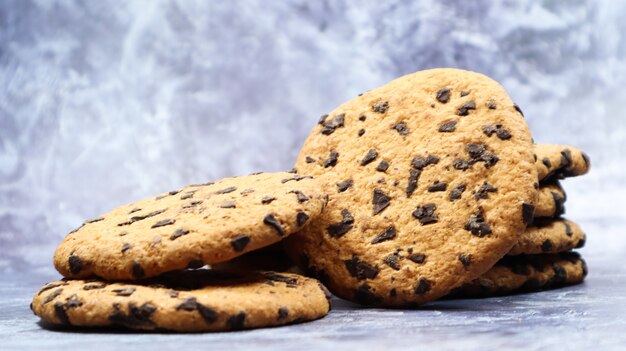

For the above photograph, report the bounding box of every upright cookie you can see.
[534,144,590,182]
[509,218,585,255]
[286,68,537,306]
[54,172,327,280]
[447,252,587,298]
[534,182,566,218]
[31,270,330,332]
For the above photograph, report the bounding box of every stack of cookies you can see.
[31,68,590,331]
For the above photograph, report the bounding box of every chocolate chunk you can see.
[414,277,432,295]
[119,209,167,226]
[121,243,132,254]
[43,288,63,304]
[467,143,486,159]
[487,101,497,109]
[436,88,451,103]
[337,179,353,193]
[449,184,466,201]
[412,204,438,225]
[152,218,175,228]
[277,307,289,320]
[582,152,590,168]
[460,90,470,97]
[513,104,524,116]
[465,210,492,237]
[361,149,378,166]
[219,201,236,208]
[320,113,345,135]
[474,182,497,200]
[412,154,439,170]
[288,190,309,203]
[264,214,285,236]
[180,191,196,200]
[168,290,179,298]
[551,192,565,217]
[230,235,251,252]
[261,196,276,204]
[344,256,379,280]
[38,282,68,295]
[355,284,381,306]
[576,235,586,249]
[482,124,511,140]
[542,157,552,168]
[86,217,105,224]
[358,128,366,137]
[458,254,472,268]
[327,209,354,238]
[481,151,499,168]
[551,264,567,284]
[132,262,145,279]
[227,312,246,330]
[68,255,83,275]
[564,222,573,236]
[266,273,298,285]
[372,189,391,215]
[391,121,409,135]
[176,297,199,311]
[109,302,157,327]
[456,101,476,116]
[323,151,339,168]
[170,228,190,240]
[318,114,329,125]
[376,160,389,172]
[280,174,313,183]
[407,253,426,264]
[83,283,106,290]
[305,156,315,164]
[65,294,82,308]
[541,239,553,252]
[372,101,389,113]
[406,169,420,197]
[54,302,70,324]
[452,159,471,170]
[215,186,237,195]
[428,181,447,192]
[197,304,218,324]
[371,226,397,244]
[296,211,309,226]
[383,254,401,270]
[521,203,535,225]
[359,115,366,121]
[438,120,457,132]
[182,200,203,209]
[112,287,136,297]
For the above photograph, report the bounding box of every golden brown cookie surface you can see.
[54,172,327,280]
[448,252,587,298]
[31,270,330,332]
[286,68,537,307]
[509,218,585,255]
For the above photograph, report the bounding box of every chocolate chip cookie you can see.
[509,218,585,255]
[534,144,590,182]
[286,68,537,306]
[54,172,327,280]
[31,270,330,332]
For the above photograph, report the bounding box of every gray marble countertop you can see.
[2,218,625,351]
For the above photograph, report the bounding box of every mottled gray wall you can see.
[1,0,624,272]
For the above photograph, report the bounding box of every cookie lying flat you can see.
[54,172,327,280]
[508,219,585,255]
[31,270,330,332]
[534,182,566,218]
[535,144,590,182]
[286,68,537,307]
[447,252,587,298]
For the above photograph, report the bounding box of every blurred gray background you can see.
[1,0,624,273]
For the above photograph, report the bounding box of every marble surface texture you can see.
[1,0,625,349]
